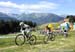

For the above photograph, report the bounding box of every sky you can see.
[0,0,75,15]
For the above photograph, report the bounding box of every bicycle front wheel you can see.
[43,35,49,44]
[15,34,25,46]
[49,34,55,41]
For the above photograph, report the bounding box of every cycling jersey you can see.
[19,22,30,35]
[47,24,53,31]
[60,22,70,31]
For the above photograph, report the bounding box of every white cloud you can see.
[0,1,18,8]
[0,8,12,13]
[0,1,58,13]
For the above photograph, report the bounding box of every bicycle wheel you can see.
[43,35,49,44]
[29,35,37,45]
[15,34,25,46]
[64,33,68,38]
[49,34,55,41]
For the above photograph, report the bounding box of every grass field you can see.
[0,23,75,52]
[0,31,75,52]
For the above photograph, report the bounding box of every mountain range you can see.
[0,12,64,24]
[18,13,64,24]
[0,12,17,21]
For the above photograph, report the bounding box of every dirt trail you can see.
[0,36,16,38]
[0,45,18,50]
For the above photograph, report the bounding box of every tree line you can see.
[0,20,37,34]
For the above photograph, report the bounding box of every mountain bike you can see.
[43,32,55,43]
[15,30,37,46]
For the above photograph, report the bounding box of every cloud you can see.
[0,1,18,9]
[0,1,58,13]
[0,8,12,13]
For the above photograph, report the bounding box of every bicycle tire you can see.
[15,34,25,46]
[49,33,55,41]
[29,35,37,45]
[43,35,49,44]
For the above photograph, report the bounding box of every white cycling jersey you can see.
[60,22,70,32]
[19,22,30,35]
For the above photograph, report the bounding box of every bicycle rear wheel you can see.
[15,34,25,46]
[29,35,37,45]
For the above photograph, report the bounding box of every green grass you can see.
[0,22,75,52]
[0,31,75,52]
[0,38,15,47]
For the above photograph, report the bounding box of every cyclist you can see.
[15,22,36,45]
[60,21,70,37]
[19,22,30,37]
[45,24,53,34]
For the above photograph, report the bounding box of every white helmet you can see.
[19,22,24,26]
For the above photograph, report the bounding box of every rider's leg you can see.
[25,29,31,38]
[21,30,25,35]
